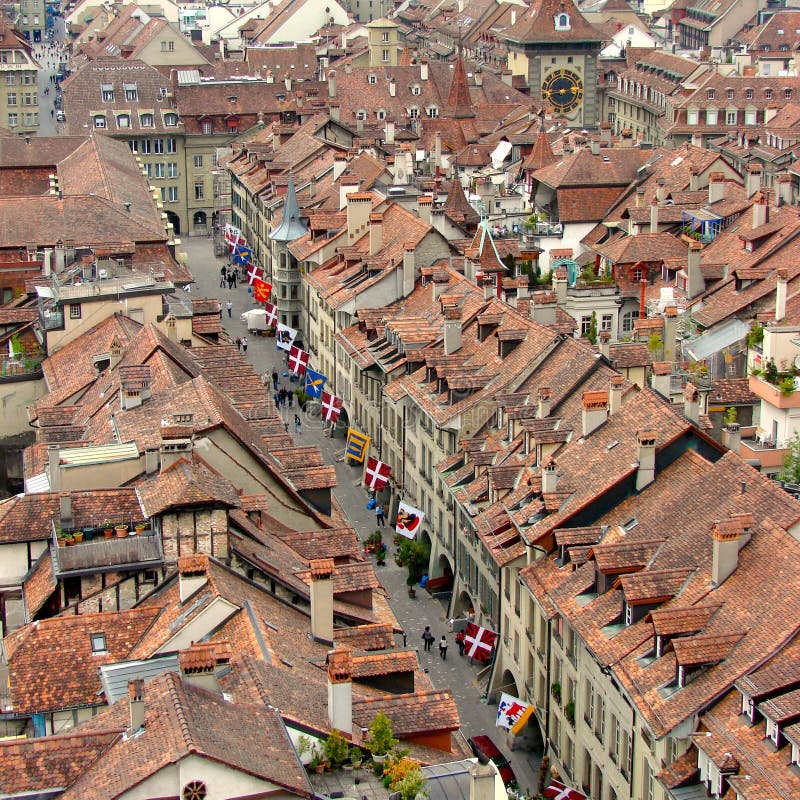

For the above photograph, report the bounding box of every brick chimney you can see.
[776,268,788,322]
[649,198,659,234]
[537,386,552,418]
[712,518,742,587]
[708,172,725,204]
[745,163,762,199]
[609,374,624,415]
[684,382,699,423]
[369,212,383,255]
[310,558,335,643]
[752,191,768,229]
[443,305,462,355]
[636,429,656,491]
[179,642,222,694]
[582,391,609,437]
[686,241,705,300]
[178,555,208,603]
[541,456,559,493]
[599,330,611,359]
[128,678,145,732]
[327,648,353,734]
[347,193,371,241]
[403,242,416,297]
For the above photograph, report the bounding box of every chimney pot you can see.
[310,558,335,643]
[581,391,609,437]
[129,678,145,732]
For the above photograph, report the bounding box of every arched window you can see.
[164,113,179,126]
[94,115,106,129]
[116,114,130,128]
[140,113,154,127]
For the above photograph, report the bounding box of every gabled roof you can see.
[502,0,602,45]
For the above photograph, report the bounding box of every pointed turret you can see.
[523,127,557,172]
[444,58,475,120]
[443,176,480,233]
[270,175,309,242]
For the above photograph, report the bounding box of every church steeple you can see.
[444,58,475,120]
[270,175,309,242]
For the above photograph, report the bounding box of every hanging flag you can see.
[464,622,497,663]
[345,428,370,463]
[321,391,343,422]
[275,323,297,351]
[224,223,241,244]
[305,368,326,398]
[395,500,424,539]
[543,780,587,800]
[231,243,253,266]
[496,693,531,730]
[253,277,273,305]
[247,263,264,285]
[288,346,309,375]
[364,456,391,491]
[263,302,278,328]
[511,705,535,735]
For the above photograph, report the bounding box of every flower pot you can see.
[72,531,84,543]
[103,528,113,539]
[134,524,146,534]
[314,764,325,774]
[115,526,128,538]
[64,537,74,546]
[372,753,386,765]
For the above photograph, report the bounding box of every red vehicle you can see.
[467,735,517,786]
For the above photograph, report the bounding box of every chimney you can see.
[686,242,705,299]
[109,338,123,371]
[178,555,208,603]
[537,387,552,418]
[776,268,788,322]
[47,445,61,492]
[541,456,559,493]
[635,187,645,208]
[443,305,462,354]
[600,122,612,145]
[689,166,700,192]
[708,171,725,204]
[636,429,656,491]
[683,382,699,423]
[609,374,624,415]
[369,212,383,255]
[59,491,73,528]
[42,248,52,277]
[346,192,371,241]
[530,293,558,326]
[284,75,292,93]
[385,120,395,145]
[552,268,568,305]
[420,58,429,81]
[418,195,433,224]
[54,240,66,271]
[403,242,416,297]
[144,447,159,475]
[655,178,666,204]
[328,69,336,99]
[327,648,352,734]
[431,270,448,300]
[581,391,609,437]
[722,420,741,453]
[433,131,442,174]
[474,69,483,87]
[712,519,741,587]
[129,679,145,732]
[179,642,221,694]
[649,198,659,234]
[589,139,600,156]
[752,192,768,229]
[745,163,762,199]
[329,102,340,122]
[333,153,347,182]
[469,757,496,800]
[310,558,335,643]
[599,330,611,359]
[389,77,396,97]
[776,173,793,207]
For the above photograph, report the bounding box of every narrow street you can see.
[180,236,542,796]
[33,13,67,137]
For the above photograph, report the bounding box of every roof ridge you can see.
[165,671,197,751]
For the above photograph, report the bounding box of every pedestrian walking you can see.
[241,336,248,354]
[226,300,232,318]
[231,270,237,288]
[272,370,279,391]
[235,337,242,353]
[439,635,448,660]
[274,391,280,408]
[375,503,385,527]
[287,391,293,408]
[422,626,434,652]
[294,413,301,434]
[455,630,466,656]
[220,265,227,288]
[279,388,286,407]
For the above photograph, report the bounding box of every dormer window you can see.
[554,12,570,31]
[426,106,439,117]
[140,112,154,127]
[707,88,715,100]
[376,109,386,120]
[726,88,734,100]
[356,109,367,120]
[101,84,114,102]
[124,83,137,101]
[411,84,421,96]
[94,115,106,128]
[368,73,377,85]
[116,113,130,128]
[780,43,790,52]
[765,88,773,99]
[785,88,793,100]
[90,633,107,653]
[164,112,179,126]
[745,88,754,99]
[409,106,419,118]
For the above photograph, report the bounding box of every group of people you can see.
[422,626,471,660]
[220,264,238,289]
[234,336,248,354]
[273,386,295,409]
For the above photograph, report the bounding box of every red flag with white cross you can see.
[263,302,278,328]
[288,346,309,376]
[543,780,587,800]
[247,263,264,285]
[364,456,391,491]
[321,391,343,422]
[464,622,497,663]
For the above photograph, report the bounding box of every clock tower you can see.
[503,0,601,128]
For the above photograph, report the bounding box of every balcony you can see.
[681,210,722,244]
[749,374,800,409]
[52,528,163,575]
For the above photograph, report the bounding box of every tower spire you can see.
[270,174,309,242]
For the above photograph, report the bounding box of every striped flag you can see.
[345,428,370,463]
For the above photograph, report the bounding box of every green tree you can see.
[585,311,598,345]
[780,433,800,483]
[647,332,663,359]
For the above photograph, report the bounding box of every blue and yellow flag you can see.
[305,368,326,399]
[345,428,370,463]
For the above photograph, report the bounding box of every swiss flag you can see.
[321,391,343,422]
[464,622,497,663]
[544,780,587,800]
[247,263,264,285]
[364,456,391,491]
[288,346,309,376]
[253,277,273,305]
[227,234,246,252]
[263,302,278,328]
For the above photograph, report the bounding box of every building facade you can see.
[0,24,40,134]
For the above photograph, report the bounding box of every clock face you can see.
[542,69,584,114]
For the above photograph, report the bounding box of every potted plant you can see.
[134,521,147,534]
[565,700,575,725]
[349,745,363,770]
[72,529,84,543]
[309,753,325,774]
[366,712,398,764]
[115,522,128,538]
[102,520,114,538]
[406,574,416,598]
[323,730,350,769]
[551,682,562,703]
[375,543,387,566]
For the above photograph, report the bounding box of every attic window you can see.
[182,782,207,800]
[726,88,734,100]
[164,113,179,126]
[623,517,639,532]
[124,83,138,101]
[101,83,114,101]
[554,12,570,31]
[90,633,107,653]
[140,113,154,127]
[411,84,421,96]
[368,73,377,85]
[228,95,238,103]
[376,109,386,120]
[116,113,130,128]
[785,88,793,100]
[765,89,773,99]
[745,88,754,99]
[356,110,367,120]
[706,89,715,100]
[94,115,106,129]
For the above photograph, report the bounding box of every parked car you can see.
[467,735,516,786]
[55,110,65,122]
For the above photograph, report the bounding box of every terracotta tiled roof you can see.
[502,0,601,44]
[274,527,363,562]
[353,689,460,737]
[351,650,417,678]
[334,622,396,651]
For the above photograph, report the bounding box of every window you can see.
[601,314,612,331]
[580,315,592,336]
[780,43,790,52]
[625,602,633,626]
[94,115,106,128]
[411,84,421,96]
[785,88,793,100]
[193,154,203,168]
[182,781,207,800]
[632,267,644,281]
[144,162,151,178]
[153,138,164,154]
[154,162,165,178]
[765,88,773,100]
[706,109,717,125]
[726,88,734,100]
[426,106,439,117]
[356,109,367,120]
[5,74,15,85]
[90,632,106,653]
[101,84,114,101]
[622,310,639,333]
[745,108,756,125]
[168,186,178,202]
[382,49,390,62]
[128,140,138,153]
[409,107,419,118]
[160,186,166,202]
[116,114,130,128]
[643,761,655,800]
[168,162,178,178]
[706,89,715,99]
[164,112,179,126]
[726,110,737,125]
[161,40,175,51]
[166,138,177,153]
[202,121,211,134]
[368,74,377,84]
[69,303,82,319]
[555,12,570,30]
[124,84,137,101]
[6,93,15,106]
[382,31,389,41]
[194,182,204,200]
[140,113,154,127]
[376,109,386,120]
[23,92,35,106]
[687,109,698,125]
[140,139,151,154]
[745,88,754,99]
